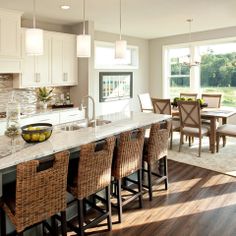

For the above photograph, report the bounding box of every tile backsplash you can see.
[0,74,70,114]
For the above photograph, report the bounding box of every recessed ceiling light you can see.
[61,5,70,10]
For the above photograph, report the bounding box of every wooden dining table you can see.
[172,107,236,153]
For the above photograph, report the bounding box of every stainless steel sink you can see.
[60,119,111,131]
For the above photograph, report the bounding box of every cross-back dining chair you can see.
[138,93,153,113]
[151,98,180,149]
[180,93,198,100]
[201,93,222,108]
[178,100,210,157]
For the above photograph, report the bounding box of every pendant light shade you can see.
[25,28,43,56]
[115,40,127,59]
[115,0,127,59]
[77,0,91,58]
[25,0,43,56]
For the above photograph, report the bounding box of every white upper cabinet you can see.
[0,9,22,58]
[16,29,51,88]
[51,32,77,86]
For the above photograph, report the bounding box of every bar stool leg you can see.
[0,206,6,236]
[117,179,123,223]
[77,199,84,236]
[147,163,152,201]
[137,169,143,208]
[105,185,112,231]
[164,156,168,190]
[60,211,67,236]
[51,215,58,236]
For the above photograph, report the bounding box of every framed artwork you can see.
[99,72,133,102]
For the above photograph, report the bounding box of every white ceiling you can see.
[1,0,236,39]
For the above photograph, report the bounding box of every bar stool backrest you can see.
[138,93,153,112]
[145,121,171,165]
[113,128,145,179]
[77,136,116,199]
[14,151,69,232]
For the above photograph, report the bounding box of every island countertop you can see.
[0,111,171,171]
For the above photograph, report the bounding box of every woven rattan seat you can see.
[143,121,171,201]
[67,136,115,236]
[151,98,180,149]
[0,151,70,236]
[112,128,145,223]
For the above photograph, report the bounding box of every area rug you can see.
[168,134,236,177]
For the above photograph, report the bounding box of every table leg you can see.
[0,172,2,198]
[210,117,216,153]
[222,117,227,147]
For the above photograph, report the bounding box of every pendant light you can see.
[25,0,44,56]
[181,19,200,67]
[115,0,127,59]
[77,0,91,57]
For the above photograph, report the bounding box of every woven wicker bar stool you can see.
[67,136,116,236]
[0,151,69,236]
[143,121,171,201]
[112,128,145,223]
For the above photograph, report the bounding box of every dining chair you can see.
[138,93,153,112]
[180,93,198,99]
[151,98,180,149]
[178,100,210,157]
[201,93,222,108]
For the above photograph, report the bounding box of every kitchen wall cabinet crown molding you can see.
[0,8,22,73]
[13,30,78,88]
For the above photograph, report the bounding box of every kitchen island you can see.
[0,111,171,197]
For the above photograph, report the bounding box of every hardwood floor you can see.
[67,160,236,236]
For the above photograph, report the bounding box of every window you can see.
[200,43,236,107]
[164,40,236,107]
[168,48,190,98]
[95,41,138,69]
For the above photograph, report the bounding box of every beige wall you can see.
[92,31,149,116]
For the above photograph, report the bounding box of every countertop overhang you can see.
[0,112,171,171]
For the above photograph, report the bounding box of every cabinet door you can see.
[51,34,63,85]
[20,30,51,88]
[51,33,77,86]
[0,10,21,58]
[62,35,77,85]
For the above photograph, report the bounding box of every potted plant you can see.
[37,87,53,109]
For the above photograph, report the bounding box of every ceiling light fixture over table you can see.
[77,0,91,58]
[25,0,44,56]
[115,0,127,59]
[180,19,200,68]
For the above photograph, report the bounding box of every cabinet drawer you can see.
[60,109,85,124]
[21,113,60,126]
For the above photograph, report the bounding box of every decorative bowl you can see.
[21,123,53,143]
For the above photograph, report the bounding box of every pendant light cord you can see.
[83,0,85,35]
[119,0,122,40]
[33,0,36,28]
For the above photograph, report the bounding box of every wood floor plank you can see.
[70,160,236,236]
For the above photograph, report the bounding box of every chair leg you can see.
[18,232,24,236]
[105,185,112,231]
[179,133,183,152]
[170,128,173,150]
[216,133,220,153]
[199,137,202,157]
[223,136,226,147]
[188,136,191,146]
[116,179,123,223]
[137,169,143,208]
[164,156,168,190]
[0,207,6,236]
[147,163,152,201]
[78,199,84,236]
[61,211,67,236]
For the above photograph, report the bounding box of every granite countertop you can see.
[0,111,171,171]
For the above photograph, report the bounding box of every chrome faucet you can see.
[81,95,96,125]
